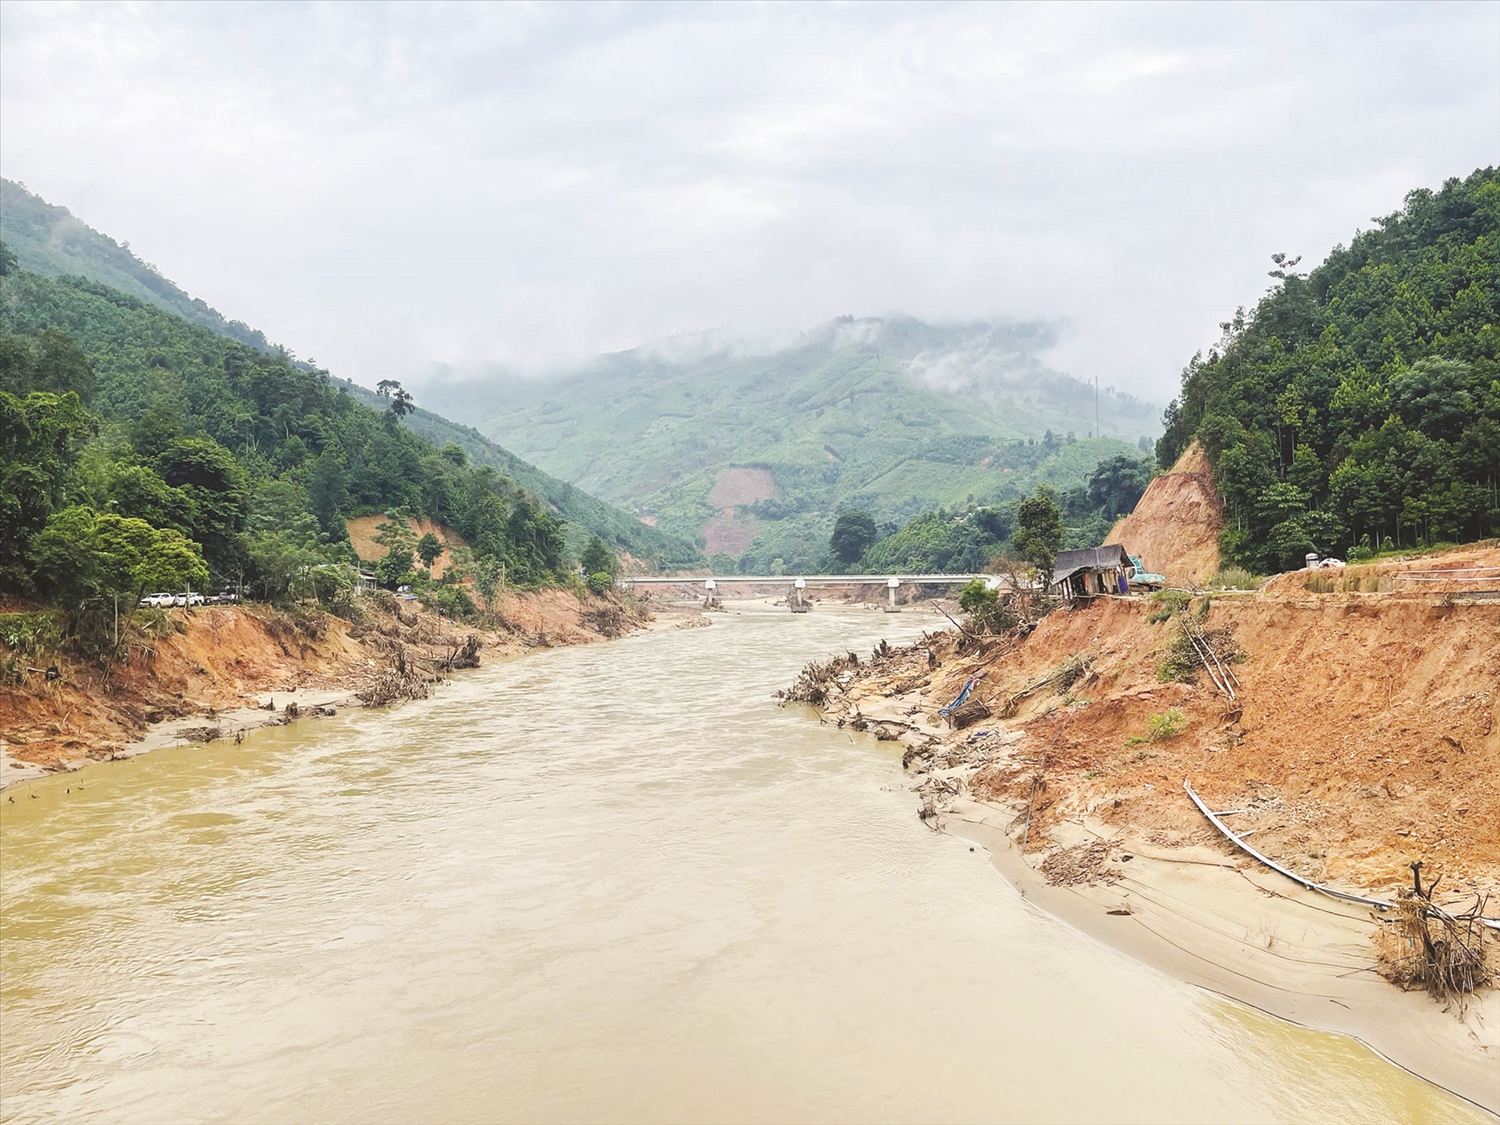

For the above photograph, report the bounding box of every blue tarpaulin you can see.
[939,674,984,716]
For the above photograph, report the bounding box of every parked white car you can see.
[140,592,175,607]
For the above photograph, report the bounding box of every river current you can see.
[0,604,1486,1123]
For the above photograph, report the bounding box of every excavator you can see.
[1124,554,1166,592]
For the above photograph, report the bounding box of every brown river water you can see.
[0,605,1488,1123]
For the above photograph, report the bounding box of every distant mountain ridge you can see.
[417,315,1161,570]
[0,179,273,353]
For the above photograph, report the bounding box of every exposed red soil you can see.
[346,514,465,578]
[701,509,763,556]
[1106,441,1222,584]
[838,556,1500,902]
[1,588,640,779]
[707,467,777,507]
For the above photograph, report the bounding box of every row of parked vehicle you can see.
[138,589,242,608]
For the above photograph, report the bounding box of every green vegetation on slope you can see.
[420,316,1160,571]
[852,452,1150,574]
[1158,167,1500,572]
[0,179,697,570]
[1,179,272,353]
[0,260,658,634]
[338,383,697,567]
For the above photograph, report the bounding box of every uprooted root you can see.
[775,651,861,706]
[356,643,435,706]
[1376,874,1493,1012]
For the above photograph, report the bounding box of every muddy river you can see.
[0,605,1488,1123]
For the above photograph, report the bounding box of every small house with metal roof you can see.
[1050,545,1131,601]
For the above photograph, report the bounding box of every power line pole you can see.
[1095,373,1100,440]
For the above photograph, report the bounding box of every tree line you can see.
[1157,167,1499,572]
[0,249,587,643]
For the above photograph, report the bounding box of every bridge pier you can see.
[790,577,810,613]
[884,577,901,613]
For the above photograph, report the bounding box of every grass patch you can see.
[1146,589,1190,623]
[1203,567,1259,591]
[1127,707,1187,745]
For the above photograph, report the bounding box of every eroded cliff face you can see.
[0,587,644,781]
[1106,442,1223,585]
[814,549,1500,898]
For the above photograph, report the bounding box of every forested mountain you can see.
[1158,167,1500,572]
[418,317,1160,571]
[335,382,690,562]
[0,179,272,353]
[0,181,695,574]
[0,252,696,627]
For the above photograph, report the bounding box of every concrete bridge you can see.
[618,573,997,612]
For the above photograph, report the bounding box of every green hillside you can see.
[338,382,697,565]
[0,180,696,569]
[0,179,272,353]
[419,317,1161,571]
[1158,167,1500,571]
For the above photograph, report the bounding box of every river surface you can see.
[0,604,1488,1124]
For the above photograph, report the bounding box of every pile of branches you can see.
[356,642,434,707]
[1378,864,1492,1011]
[775,651,861,706]
[1159,618,1243,697]
[998,654,1093,718]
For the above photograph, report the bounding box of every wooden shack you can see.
[1050,545,1131,601]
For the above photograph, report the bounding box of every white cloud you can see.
[2,0,1496,404]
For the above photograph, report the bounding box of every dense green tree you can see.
[1015,494,1063,581]
[416,532,444,569]
[0,329,95,402]
[830,509,878,565]
[1086,454,1151,517]
[0,390,92,586]
[1157,167,1500,569]
[580,535,618,577]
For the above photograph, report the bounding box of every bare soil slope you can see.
[346,515,466,578]
[1107,441,1222,584]
[837,568,1500,899]
[1,588,640,781]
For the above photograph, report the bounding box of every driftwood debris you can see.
[1380,862,1493,1010]
[1184,779,1500,932]
[775,651,861,707]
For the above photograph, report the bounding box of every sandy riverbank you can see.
[791,595,1500,1115]
[945,801,1499,1114]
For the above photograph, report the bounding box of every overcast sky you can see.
[2,1,1497,403]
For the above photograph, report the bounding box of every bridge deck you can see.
[620,574,987,586]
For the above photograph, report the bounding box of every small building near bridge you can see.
[1050,545,1131,601]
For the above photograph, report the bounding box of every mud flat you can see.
[945,801,1499,1114]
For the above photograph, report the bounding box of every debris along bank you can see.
[1,586,652,787]
[779,571,1500,1112]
